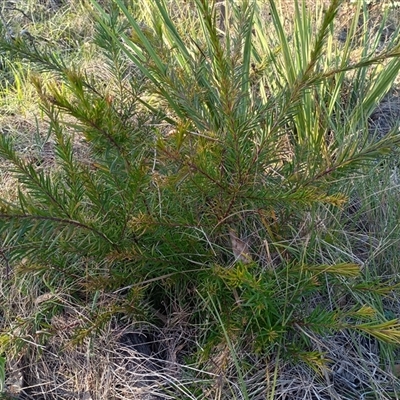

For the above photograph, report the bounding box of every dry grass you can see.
[4,325,400,399]
[2,288,186,400]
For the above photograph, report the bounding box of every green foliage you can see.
[0,355,5,392]
[1,0,400,391]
